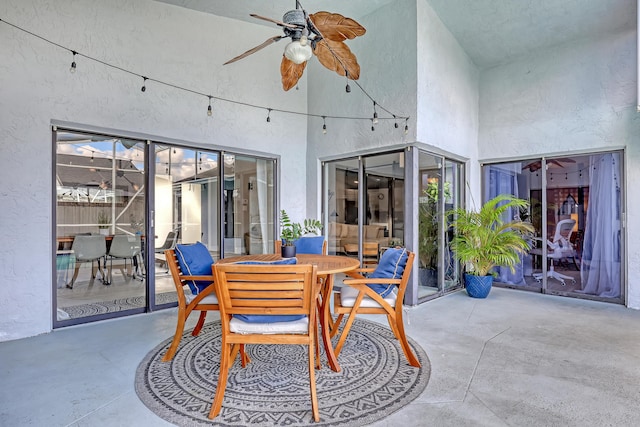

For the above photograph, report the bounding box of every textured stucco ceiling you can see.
[155,0,637,69]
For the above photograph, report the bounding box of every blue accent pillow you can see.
[293,236,326,254]
[233,258,304,323]
[367,247,409,297]
[174,242,214,295]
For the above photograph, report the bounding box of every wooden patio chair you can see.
[162,246,219,362]
[331,248,421,368]
[209,263,321,422]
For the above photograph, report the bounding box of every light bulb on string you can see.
[69,50,77,73]
[371,119,375,132]
[345,71,351,93]
[372,101,378,124]
[207,96,213,117]
[141,77,147,92]
[394,115,399,129]
[90,151,94,163]
[322,116,327,134]
[266,108,272,123]
[404,119,409,135]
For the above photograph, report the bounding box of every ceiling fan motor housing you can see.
[283,9,307,39]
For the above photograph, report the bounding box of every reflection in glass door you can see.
[55,131,146,324]
[325,158,359,257]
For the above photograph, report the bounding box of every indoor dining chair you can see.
[331,248,420,367]
[67,234,107,289]
[209,263,321,422]
[106,234,142,283]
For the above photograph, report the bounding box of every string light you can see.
[372,101,378,124]
[266,108,272,123]
[207,95,213,117]
[322,116,327,134]
[394,115,399,129]
[69,50,77,73]
[0,18,410,129]
[90,151,94,163]
[371,119,375,132]
[404,119,409,135]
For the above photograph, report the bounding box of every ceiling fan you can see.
[223,1,366,91]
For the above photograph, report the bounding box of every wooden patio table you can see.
[217,253,360,372]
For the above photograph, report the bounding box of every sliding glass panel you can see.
[362,152,404,264]
[222,154,275,257]
[325,158,360,256]
[443,159,464,292]
[153,146,220,305]
[483,160,542,291]
[55,131,146,323]
[418,152,443,298]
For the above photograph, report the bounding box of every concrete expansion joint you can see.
[464,327,512,400]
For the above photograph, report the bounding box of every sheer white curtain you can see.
[485,166,526,285]
[579,153,621,298]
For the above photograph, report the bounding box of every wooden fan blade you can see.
[223,36,285,65]
[314,39,360,80]
[309,12,366,42]
[280,56,307,91]
[250,13,299,29]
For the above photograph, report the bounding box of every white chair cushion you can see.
[186,292,218,304]
[230,316,309,334]
[340,285,397,308]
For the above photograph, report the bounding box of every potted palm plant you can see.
[280,210,323,257]
[447,194,534,298]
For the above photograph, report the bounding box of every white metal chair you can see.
[531,219,578,285]
[67,235,107,288]
[107,234,142,283]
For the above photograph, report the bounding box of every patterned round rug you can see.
[135,318,430,426]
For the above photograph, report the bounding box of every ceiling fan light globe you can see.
[284,40,313,64]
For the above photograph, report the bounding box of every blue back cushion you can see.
[367,247,409,297]
[175,242,214,295]
[233,258,305,323]
[293,236,326,254]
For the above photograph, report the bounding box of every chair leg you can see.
[329,314,344,338]
[209,342,232,419]
[162,311,186,362]
[192,311,207,336]
[392,311,421,368]
[67,264,81,289]
[308,340,320,422]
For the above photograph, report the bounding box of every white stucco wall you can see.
[0,0,308,340]
[479,28,640,308]
[305,0,419,215]
[416,0,480,201]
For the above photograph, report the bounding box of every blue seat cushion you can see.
[233,258,304,322]
[367,247,409,297]
[175,242,214,295]
[293,236,326,254]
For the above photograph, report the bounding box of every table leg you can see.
[320,274,341,372]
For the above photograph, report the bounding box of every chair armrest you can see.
[343,278,402,286]
[181,275,215,282]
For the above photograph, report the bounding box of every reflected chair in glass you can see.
[107,234,142,283]
[209,263,321,422]
[531,218,578,286]
[67,235,107,289]
[331,249,420,367]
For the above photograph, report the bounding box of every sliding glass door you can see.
[54,129,278,327]
[482,151,624,304]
